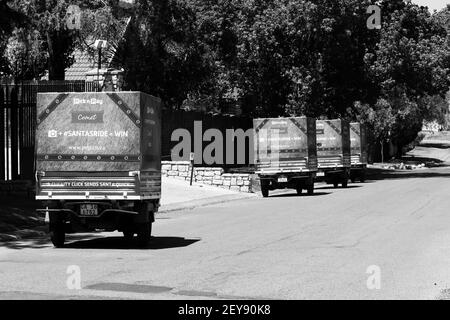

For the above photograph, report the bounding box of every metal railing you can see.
[0,80,98,181]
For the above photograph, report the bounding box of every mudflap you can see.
[132,201,156,245]
[132,201,156,224]
[42,200,157,234]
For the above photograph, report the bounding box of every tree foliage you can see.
[0,0,27,76]
[187,0,450,154]
[115,0,213,108]
[3,0,125,80]
[354,1,450,154]
[183,0,450,155]
[2,0,450,156]
[8,0,79,80]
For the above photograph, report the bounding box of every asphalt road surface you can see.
[1,167,450,300]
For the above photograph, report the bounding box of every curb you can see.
[157,193,257,214]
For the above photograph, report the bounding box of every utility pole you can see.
[93,40,108,91]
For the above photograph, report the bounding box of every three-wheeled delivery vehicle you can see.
[253,117,318,198]
[35,91,161,247]
[315,119,351,188]
[349,122,368,183]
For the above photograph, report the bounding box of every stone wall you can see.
[161,161,254,193]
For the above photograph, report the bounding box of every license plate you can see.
[317,172,325,177]
[277,177,288,183]
[80,204,98,217]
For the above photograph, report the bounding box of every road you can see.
[1,167,450,300]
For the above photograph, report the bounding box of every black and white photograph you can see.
[1,0,450,305]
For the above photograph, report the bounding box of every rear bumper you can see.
[258,172,315,190]
[259,172,315,179]
[351,163,367,169]
[39,200,158,231]
[36,207,140,219]
[316,167,350,183]
[35,171,161,200]
[36,195,153,200]
[318,166,350,173]
[256,169,316,175]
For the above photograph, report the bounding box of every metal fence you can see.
[0,81,98,181]
[1,81,252,181]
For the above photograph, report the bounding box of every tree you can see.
[184,0,380,117]
[0,0,26,76]
[4,0,125,80]
[352,100,395,163]
[0,0,26,37]
[114,0,212,108]
[4,27,48,79]
[9,0,80,80]
[360,1,450,157]
[78,1,128,68]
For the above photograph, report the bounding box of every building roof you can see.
[64,50,96,80]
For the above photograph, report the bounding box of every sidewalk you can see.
[159,177,256,213]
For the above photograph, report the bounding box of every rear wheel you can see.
[342,171,350,188]
[296,187,302,195]
[307,183,314,195]
[360,172,366,183]
[137,222,152,246]
[49,214,65,248]
[261,184,269,198]
[261,180,269,198]
[50,228,65,248]
[123,231,134,241]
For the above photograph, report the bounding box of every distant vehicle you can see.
[349,122,368,183]
[253,117,318,197]
[316,119,351,188]
[35,91,161,247]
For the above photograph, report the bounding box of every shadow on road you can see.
[366,167,450,181]
[316,185,362,190]
[0,234,201,250]
[401,155,446,163]
[64,236,201,250]
[268,191,331,198]
[0,233,100,250]
[417,143,450,149]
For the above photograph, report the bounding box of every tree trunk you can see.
[396,141,404,159]
[46,31,66,80]
[48,60,66,80]
[381,141,384,163]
